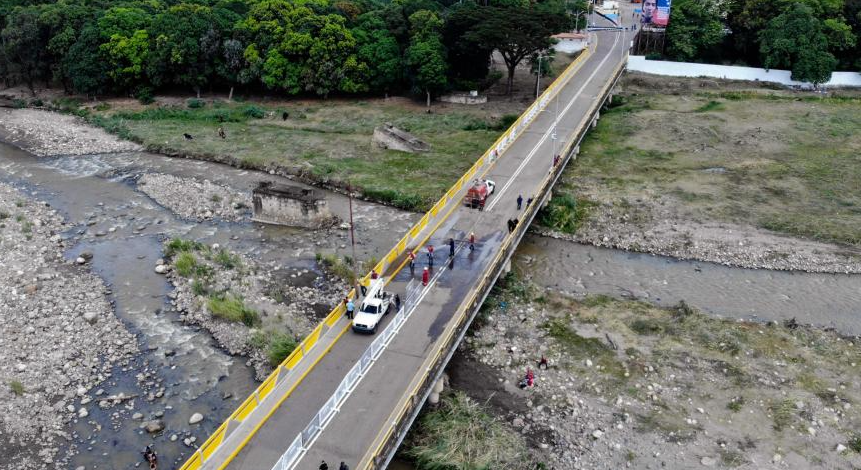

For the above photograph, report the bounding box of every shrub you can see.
[0,211,8,219]
[12,99,26,109]
[94,102,111,112]
[214,249,240,269]
[29,98,43,107]
[267,332,298,366]
[174,251,197,277]
[208,294,259,326]
[191,279,208,296]
[848,435,861,453]
[187,98,205,109]
[243,105,265,119]
[9,380,24,396]
[537,195,596,234]
[135,87,155,105]
[164,238,202,257]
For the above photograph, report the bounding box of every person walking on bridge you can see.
[346,299,355,319]
[427,244,434,266]
[422,266,430,286]
[448,237,455,257]
[517,194,523,210]
[469,232,475,251]
[408,250,416,273]
[319,461,329,470]
[339,463,349,470]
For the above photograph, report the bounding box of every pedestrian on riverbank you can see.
[517,194,523,210]
[346,299,355,319]
[469,232,475,251]
[448,237,455,257]
[422,267,429,286]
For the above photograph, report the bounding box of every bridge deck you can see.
[225,22,631,470]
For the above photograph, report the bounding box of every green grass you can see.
[536,194,596,234]
[207,294,260,327]
[543,315,627,380]
[317,253,358,284]
[9,380,24,396]
[164,238,203,257]
[406,392,530,470]
[768,398,796,431]
[92,101,502,211]
[213,249,241,269]
[561,85,861,246]
[174,251,197,278]
[848,435,861,453]
[266,332,298,366]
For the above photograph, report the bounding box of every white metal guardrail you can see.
[270,296,417,470]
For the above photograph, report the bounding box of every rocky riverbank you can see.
[0,108,140,156]
[163,240,346,379]
[536,194,861,274]
[450,281,861,470]
[138,173,251,222]
[0,182,138,469]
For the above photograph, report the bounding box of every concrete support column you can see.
[502,259,511,274]
[543,190,552,208]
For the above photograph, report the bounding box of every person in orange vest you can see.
[422,266,429,286]
[408,250,416,273]
[427,245,434,266]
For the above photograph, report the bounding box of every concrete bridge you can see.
[180,18,633,470]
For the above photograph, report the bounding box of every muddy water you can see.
[518,236,861,334]
[0,142,417,469]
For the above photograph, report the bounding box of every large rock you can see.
[143,419,165,434]
[189,412,204,425]
[82,311,98,325]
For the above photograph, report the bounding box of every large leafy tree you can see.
[666,0,725,62]
[760,2,837,85]
[353,12,402,93]
[64,24,109,97]
[406,9,447,108]
[442,3,493,89]
[464,4,567,94]
[1,6,45,94]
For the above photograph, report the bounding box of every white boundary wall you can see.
[627,55,861,89]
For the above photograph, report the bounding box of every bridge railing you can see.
[361,54,630,470]
[180,41,596,470]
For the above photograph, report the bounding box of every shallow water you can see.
[518,236,861,334]
[0,142,417,469]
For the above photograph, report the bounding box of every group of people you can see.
[319,461,349,470]
[507,218,519,233]
[518,356,549,389]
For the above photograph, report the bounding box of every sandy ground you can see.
[0,182,138,470]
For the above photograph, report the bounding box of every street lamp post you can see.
[535,52,546,98]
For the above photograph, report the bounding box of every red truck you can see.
[463,179,496,210]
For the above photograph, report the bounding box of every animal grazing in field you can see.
[183,133,193,140]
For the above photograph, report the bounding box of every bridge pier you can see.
[502,259,511,274]
[542,190,552,209]
[591,111,600,129]
[428,374,447,405]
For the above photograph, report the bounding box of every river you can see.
[2,140,860,469]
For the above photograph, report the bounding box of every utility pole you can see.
[347,182,361,299]
[535,52,544,98]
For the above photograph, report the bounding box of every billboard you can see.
[642,0,671,27]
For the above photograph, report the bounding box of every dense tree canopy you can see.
[667,0,861,83]
[0,0,573,99]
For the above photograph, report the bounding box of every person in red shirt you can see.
[469,232,475,251]
[422,266,430,286]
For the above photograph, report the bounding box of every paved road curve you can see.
[227,21,633,470]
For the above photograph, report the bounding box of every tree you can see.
[64,24,109,97]
[443,3,493,89]
[464,5,566,94]
[406,10,447,108]
[759,2,837,85]
[353,13,402,93]
[149,4,221,97]
[1,6,45,95]
[666,0,725,62]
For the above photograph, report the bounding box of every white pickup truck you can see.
[352,277,392,334]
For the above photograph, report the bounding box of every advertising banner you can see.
[642,0,671,27]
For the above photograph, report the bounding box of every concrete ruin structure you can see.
[252,182,335,228]
[372,122,430,153]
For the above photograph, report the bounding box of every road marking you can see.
[486,31,620,212]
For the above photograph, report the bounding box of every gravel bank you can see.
[138,173,251,222]
[0,108,140,156]
[164,242,346,379]
[458,292,861,469]
[538,195,861,274]
[0,182,138,469]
